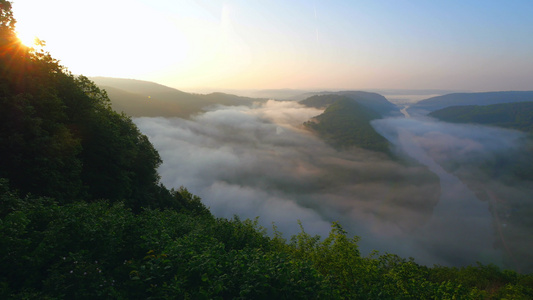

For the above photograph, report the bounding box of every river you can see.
[371,107,501,267]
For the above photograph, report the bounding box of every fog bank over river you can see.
[372,115,506,266]
[134,100,529,269]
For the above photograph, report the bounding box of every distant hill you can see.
[294,89,458,101]
[303,96,390,153]
[300,94,348,109]
[90,77,265,118]
[409,91,533,113]
[299,91,400,117]
[429,102,533,133]
[209,88,317,100]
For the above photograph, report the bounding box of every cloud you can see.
[134,100,530,270]
[373,117,532,271]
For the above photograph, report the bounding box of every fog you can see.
[134,100,530,270]
[373,117,532,271]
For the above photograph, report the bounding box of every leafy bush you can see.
[1,2,533,299]
[1,180,533,299]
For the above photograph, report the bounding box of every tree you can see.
[0,3,172,210]
[0,1,15,31]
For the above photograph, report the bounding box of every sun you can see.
[16,31,38,47]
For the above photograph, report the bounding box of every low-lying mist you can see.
[373,117,532,271]
[134,100,531,270]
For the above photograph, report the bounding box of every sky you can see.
[11,0,533,91]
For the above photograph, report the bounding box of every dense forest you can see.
[300,91,400,117]
[1,1,533,298]
[409,91,533,113]
[302,95,391,153]
[429,102,533,133]
[90,77,265,118]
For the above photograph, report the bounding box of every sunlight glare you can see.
[16,31,38,47]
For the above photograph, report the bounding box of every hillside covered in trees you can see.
[429,102,533,133]
[300,91,401,117]
[90,77,266,118]
[1,1,532,298]
[408,91,533,113]
[302,95,391,153]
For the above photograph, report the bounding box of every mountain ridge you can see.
[429,101,533,133]
[301,95,391,153]
[409,91,533,114]
[300,91,401,117]
[90,77,266,118]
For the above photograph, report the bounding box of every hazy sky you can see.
[12,0,533,91]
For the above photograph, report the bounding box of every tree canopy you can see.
[0,2,181,211]
[303,96,391,153]
[429,102,533,133]
[1,3,532,298]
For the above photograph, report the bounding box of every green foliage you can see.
[0,6,183,211]
[286,222,362,298]
[0,1,15,31]
[429,102,533,133]
[129,234,332,299]
[303,96,391,153]
[0,37,83,199]
[300,94,348,109]
[209,216,272,251]
[0,185,135,297]
[1,4,533,299]
[0,180,208,298]
[170,186,212,216]
[1,180,533,298]
[90,77,266,118]
[428,264,533,299]
[412,91,533,112]
[299,91,400,117]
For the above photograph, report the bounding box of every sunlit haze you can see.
[12,0,533,91]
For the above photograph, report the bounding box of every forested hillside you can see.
[1,1,532,298]
[0,10,195,211]
[409,91,533,113]
[429,102,533,133]
[300,91,400,117]
[302,95,391,153]
[91,77,265,118]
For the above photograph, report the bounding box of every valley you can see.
[94,78,532,272]
[4,1,533,296]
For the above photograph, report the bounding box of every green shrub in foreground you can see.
[1,180,533,299]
